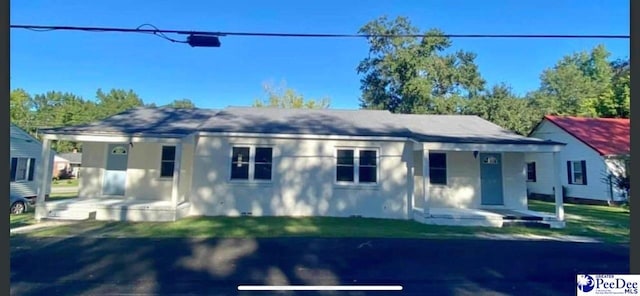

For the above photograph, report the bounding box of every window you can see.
[230,146,273,181]
[10,157,35,182]
[160,146,176,177]
[567,160,587,185]
[429,153,447,185]
[335,148,378,184]
[526,162,536,182]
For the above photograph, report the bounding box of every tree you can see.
[253,80,330,109]
[356,16,485,114]
[529,45,629,118]
[95,88,144,119]
[464,84,540,135]
[166,98,196,108]
[10,88,34,131]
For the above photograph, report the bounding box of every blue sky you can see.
[10,0,629,110]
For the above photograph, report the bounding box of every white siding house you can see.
[34,107,567,227]
[525,116,630,204]
[10,124,53,200]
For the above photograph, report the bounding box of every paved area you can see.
[10,237,629,295]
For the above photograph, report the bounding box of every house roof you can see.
[57,152,82,164]
[540,115,630,156]
[39,106,563,146]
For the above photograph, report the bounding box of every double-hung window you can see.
[335,148,378,184]
[10,157,36,182]
[160,146,176,178]
[428,152,447,185]
[526,162,537,182]
[230,146,273,181]
[567,160,587,185]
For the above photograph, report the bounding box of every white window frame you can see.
[159,145,176,178]
[569,160,586,185]
[228,145,274,183]
[13,157,30,182]
[334,147,380,186]
[428,152,447,186]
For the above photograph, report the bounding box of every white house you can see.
[33,107,567,228]
[10,123,53,201]
[525,115,630,205]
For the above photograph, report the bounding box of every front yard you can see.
[11,199,629,244]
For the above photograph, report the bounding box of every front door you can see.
[480,153,504,205]
[102,144,129,196]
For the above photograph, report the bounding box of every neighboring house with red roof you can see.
[525,115,630,204]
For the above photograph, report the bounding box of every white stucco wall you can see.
[79,141,193,202]
[189,136,413,219]
[525,120,621,201]
[426,151,527,210]
[79,142,106,198]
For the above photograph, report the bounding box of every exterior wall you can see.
[427,151,527,210]
[10,125,53,198]
[190,136,413,220]
[78,142,107,198]
[526,120,619,201]
[126,142,173,201]
[178,143,194,204]
[79,142,192,202]
[413,150,424,210]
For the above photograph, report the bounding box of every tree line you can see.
[10,15,629,153]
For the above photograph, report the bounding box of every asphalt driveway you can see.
[10,237,629,295]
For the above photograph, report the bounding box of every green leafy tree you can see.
[465,84,540,135]
[166,98,196,108]
[529,45,628,118]
[10,88,34,131]
[95,88,144,119]
[253,81,330,109]
[356,15,485,114]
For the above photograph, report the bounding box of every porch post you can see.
[423,149,430,215]
[35,138,52,221]
[171,142,183,212]
[553,152,565,221]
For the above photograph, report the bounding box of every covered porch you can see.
[410,140,567,228]
[34,132,196,222]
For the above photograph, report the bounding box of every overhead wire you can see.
[10,24,631,41]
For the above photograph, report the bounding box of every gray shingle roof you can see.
[39,106,562,145]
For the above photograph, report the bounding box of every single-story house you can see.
[55,150,82,178]
[10,123,53,200]
[52,155,71,179]
[525,115,630,205]
[34,107,567,228]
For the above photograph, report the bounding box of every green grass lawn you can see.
[11,200,630,244]
[51,178,79,187]
[46,191,78,201]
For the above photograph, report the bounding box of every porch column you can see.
[422,149,430,215]
[171,142,183,211]
[553,152,565,221]
[35,138,52,221]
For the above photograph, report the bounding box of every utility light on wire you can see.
[186,34,221,47]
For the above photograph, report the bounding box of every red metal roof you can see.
[543,115,630,156]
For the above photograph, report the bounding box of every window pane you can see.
[232,147,250,163]
[430,170,446,185]
[336,166,354,182]
[337,150,354,165]
[231,163,249,179]
[255,147,273,163]
[255,164,272,180]
[573,161,582,173]
[359,150,377,166]
[429,153,446,168]
[359,166,377,183]
[161,162,175,177]
[16,158,27,180]
[574,172,583,184]
[162,146,176,161]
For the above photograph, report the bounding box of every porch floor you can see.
[419,207,564,228]
[42,198,189,222]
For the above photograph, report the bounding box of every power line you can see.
[10,24,630,40]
